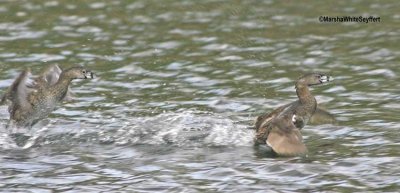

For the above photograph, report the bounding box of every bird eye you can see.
[82,70,86,74]
[316,75,321,78]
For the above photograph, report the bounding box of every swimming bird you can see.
[1,65,94,128]
[254,73,332,156]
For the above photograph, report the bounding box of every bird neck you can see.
[295,82,316,106]
[51,73,72,100]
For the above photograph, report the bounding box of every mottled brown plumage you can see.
[255,73,332,156]
[1,65,93,128]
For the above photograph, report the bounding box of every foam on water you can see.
[0,110,255,148]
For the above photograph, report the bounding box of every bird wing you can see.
[0,69,34,113]
[36,64,62,86]
[16,70,33,108]
[254,102,295,142]
[255,104,289,131]
[266,121,307,156]
[309,107,337,125]
[36,64,75,101]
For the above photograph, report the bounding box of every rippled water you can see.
[0,0,399,192]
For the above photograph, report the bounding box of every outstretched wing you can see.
[40,64,63,85]
[35,64,75,101]
[254,103,292,144]
[255,104,289,131]
[309,107,337,125]
[266,119,307,156]
[0,69,34,113]
[33,64,62,87]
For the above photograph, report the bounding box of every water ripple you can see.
[0,0,399,191]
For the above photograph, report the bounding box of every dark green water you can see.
[0,0,399,192]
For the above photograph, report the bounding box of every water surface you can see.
[0,0,399,192]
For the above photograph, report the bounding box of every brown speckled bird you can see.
[255,73,332,156]
[1,64,94,128]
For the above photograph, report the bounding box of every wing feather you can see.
[0,70,34,114]
[266,121,307,156]
[36,64,75,101]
